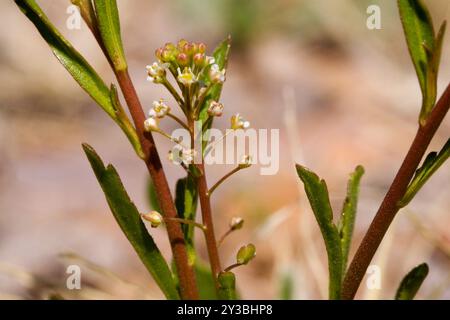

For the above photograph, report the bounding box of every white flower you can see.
[146,62,169,83]
[209,64,226,83]
[142,211,163,228]
[207,101,224,117]
[144,117,160,132]
[206,56,215,65]
[231,113,250,130]
[149,99,170,118]
[239,155,252,169]
[177,67,196,87]
[169,146,197,165]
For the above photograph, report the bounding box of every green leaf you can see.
[279,271,294,300]
[195,261,218,300]
[399,138,450,207]
[15,0,115,118]
[109,84,144,158]
[395,263,429,300]
[338,165,364,274]
[175,175,198,265]
[71,0,97,33]
[93,0,127,71]
[199,36,232,152]
[296,164,342,299]
[15,0,142,158]
[82,143,179,300]
[398,0,446,123]
[218,272,238,300]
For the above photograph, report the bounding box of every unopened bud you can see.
[142,211,163,228]
[230,217,244,230]
[239,155,252,169]
[177,53,189,66]
[207,101,224,117]
[144,117,160,132]
[193,53,205,67]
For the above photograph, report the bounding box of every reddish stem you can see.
[342,83,450,300]
[115,69,198,300]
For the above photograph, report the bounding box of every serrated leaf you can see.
[15,0,115,118]
[399,138,450,207]
[296,164,342,299]
[93,0,127,71]
[338,165,364,274]
[398,0,436,118]
[218,271,238,300]
[82,143,179,300]
[395,263,429,300]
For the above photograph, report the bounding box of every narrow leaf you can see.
[175,175,198,265]
[339,165,364,274]
[15,0,115,118]
[399,138,450,207]
[71,0,97,35]
[296,164,342,299]
[82,143,179,300]
[93,0,127,71]
[395,263,429,300]
[398,0,436,119]
[195,261,218,300]
[146,178,161,212]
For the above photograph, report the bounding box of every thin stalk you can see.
[165,217,207,233]
[342,83,450,300]
[167,113,190,131]
[224,263,242,272]
[208,167,241,197]
[115,69,199,300]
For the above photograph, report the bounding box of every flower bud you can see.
[155,47,164,60]
[207,101,224,117]
[142,211,163,228]
[231,114,250,130]
[193,53,205,67]
[198,42,206,53]
[177,39,188,51]
[229,217,244,230]
[144,117,160,132]
[239,155,252,169]
[236,243,256,265]
[177,53,189,66]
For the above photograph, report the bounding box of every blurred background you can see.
[0,0,449,299]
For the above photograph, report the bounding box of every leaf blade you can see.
[15,0,115,118]
[339,165,364,274]
[395,263,429,300]
[93,0,127,71]
[296,164,342,299]
[82,143,179,300]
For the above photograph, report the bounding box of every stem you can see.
[342,83,450,300]
[165,217,207,233]
[115,69,199,300]
[224,263,242,272]
[163,79,184,108]
[197,162,222,292]
[218,229,233,247]
[208,167,241,197]
[168,113,190,131]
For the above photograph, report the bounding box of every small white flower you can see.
[169,146,197,165]
[231,113,250,130]
[146,62,169,83]
[142,211,163,228]
[239,155,252,169]
[207,101,224,117]
[209,64,226,83]
[149,99,170,118]
[144,117,160,132]
[177,67,196,87]
[206,56,215,65]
